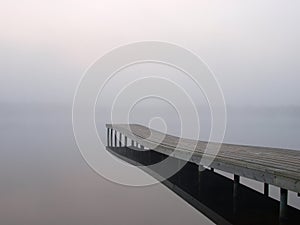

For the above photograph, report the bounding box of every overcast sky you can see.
[0,0,299,106]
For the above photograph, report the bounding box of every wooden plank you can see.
[110,124,300,172]
[112,124,300,171]
[106,124,300,169]
[106,124,300,193]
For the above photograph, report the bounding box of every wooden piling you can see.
[280,188,288,220]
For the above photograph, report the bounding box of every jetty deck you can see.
[106,123,300,220]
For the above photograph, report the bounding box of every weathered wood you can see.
[106,124,300,193]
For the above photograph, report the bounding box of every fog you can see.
[1,0,299,106]
[1,1,300,224]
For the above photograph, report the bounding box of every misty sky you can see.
[0,2,300,224]
[0,0,299,106]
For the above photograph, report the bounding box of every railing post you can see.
[280,188,288,220]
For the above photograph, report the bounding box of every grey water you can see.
[1,103,300,225]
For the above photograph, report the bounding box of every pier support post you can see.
[124,136,127,147]
[280,188,288,220]
[118,132,122,147]
[264,183,269,196]
[107,128,110,146]
[114,130,117,147]
[131,139,134,147]
[110,128,113,146]
[233,174,240,215]
[233,174,240,198]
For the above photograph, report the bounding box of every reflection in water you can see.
[1,106,300,224]
[108,146,300,225]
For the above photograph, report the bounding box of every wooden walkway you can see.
[106,123,300,220]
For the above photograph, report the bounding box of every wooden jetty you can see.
[106,124,300,221]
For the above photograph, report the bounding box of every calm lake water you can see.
[1,104,300,225]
